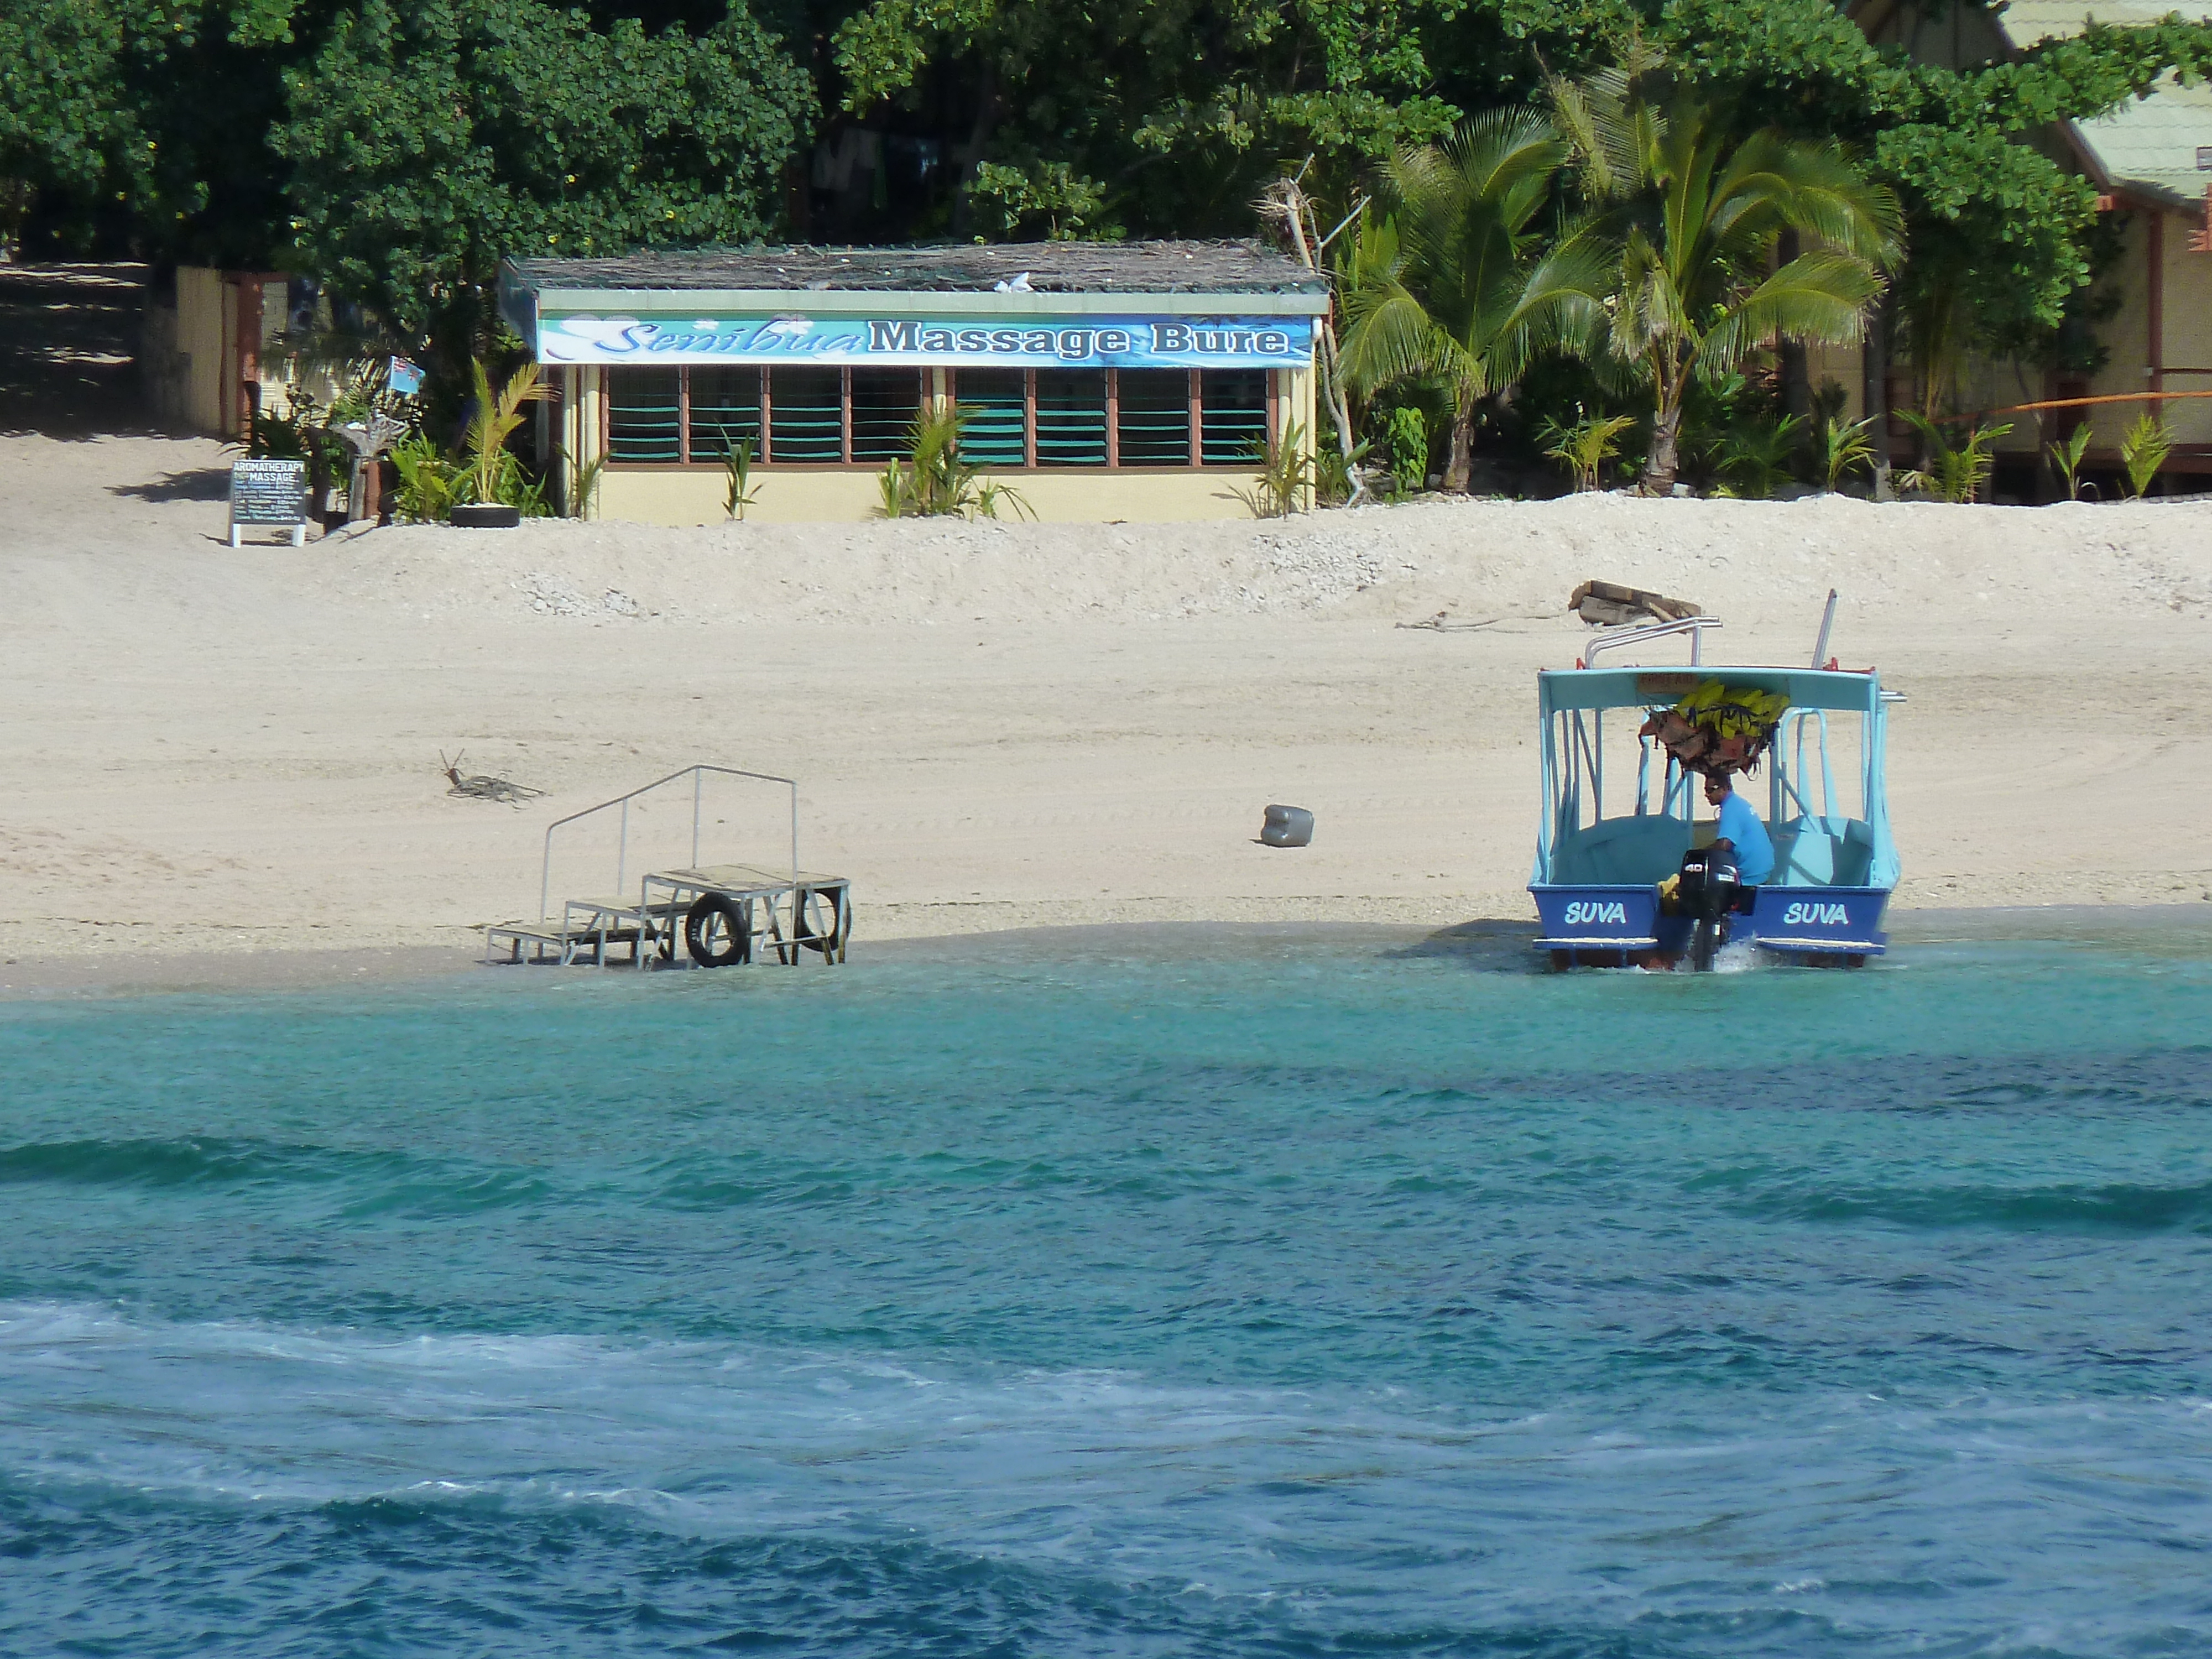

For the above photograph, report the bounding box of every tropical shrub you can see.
[1810,411,1879,494]
[1710,413,1805,499]
[877,405,1033,520]
[1537,407,1635,492]
[387,357,550,520]
[1896,412,2011,503]
[1232,420,1319,517]
[1372,403,1433,497]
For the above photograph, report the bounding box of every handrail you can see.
[1776,709,1834,822]
[1579,614,1724,668]
[1811,588,1838,669]
[539,764,798,920]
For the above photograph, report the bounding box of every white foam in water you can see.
[0,1300,1464,1538]
[11,1288,2211,1638]
[1712,937,1765,973]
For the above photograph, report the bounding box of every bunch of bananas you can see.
[1676,681,1790,733]
[1639,681,1793,778]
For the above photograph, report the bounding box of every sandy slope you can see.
[3,424,2209,966]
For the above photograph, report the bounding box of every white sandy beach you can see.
[4,407,2210,979]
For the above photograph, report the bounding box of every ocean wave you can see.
[0,1134,579,1220]
[0,1135,382,1191]
[1732,1177,2212,1234]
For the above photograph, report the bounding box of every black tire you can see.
[684,894,750,967]
[792,886,846,957]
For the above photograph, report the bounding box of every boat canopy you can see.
[1537,665,1888,716]
[1532,662,1898,894]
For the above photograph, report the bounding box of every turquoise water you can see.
[4,927,2211,1656]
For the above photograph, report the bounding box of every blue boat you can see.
[1530,618,1901,971]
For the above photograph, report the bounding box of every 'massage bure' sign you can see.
[539,314,1313,370]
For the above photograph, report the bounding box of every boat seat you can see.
[1551,815,1693,886]
[1771,816,1874,886]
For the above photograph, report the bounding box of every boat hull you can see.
[1532,883,1890,968]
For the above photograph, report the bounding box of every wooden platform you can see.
[485,868,850,969]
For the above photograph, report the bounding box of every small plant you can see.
[463,359,542,506]
[561,445,606,519]
[1811,414,1878,494]
[721,434,761,519]
[1537,407,1637,493]
[2044,422,2093,502]
[389,430,465,522]
[1708,413,1805,499]
[384,357,551,521]
[877,457,913,519]
[1896,412,2011,504]
[877,404,1032,520]
[970,476,1036,521]
[247,398,311,461]
[1378,405,1429,497]
[2120,411,2172,499]
[1314,437,1369,507]
[1232,419,1318,518]
[2046,422,2093,502]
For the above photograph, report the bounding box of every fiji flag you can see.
[388,356,424,396]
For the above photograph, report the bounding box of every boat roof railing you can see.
[1578,614,1725,669]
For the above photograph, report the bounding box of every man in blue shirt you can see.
[1705,772,1775,886]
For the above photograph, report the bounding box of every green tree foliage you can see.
[1337,109,1597,491]
[1548,50,1902,492]
[0,1,134,206]
[1658,0,2212,352]
[1,0,807,364]
[274,0,811,373]
[0,0,301,262]
[828,0,1642,237]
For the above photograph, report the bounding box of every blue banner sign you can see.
[539,313,1312,369]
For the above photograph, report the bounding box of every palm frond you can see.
[1708,131,1903,268]
[1346,108,1575,413]
[1698,249,1886,374]
[1339,284,1479,397]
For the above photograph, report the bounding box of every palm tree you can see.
[1548,54,1903,492]
[1337,110,1598,492]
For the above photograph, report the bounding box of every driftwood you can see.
[1397,609,1559,632]
[1567,580,1703,628]
[440,750,544,806]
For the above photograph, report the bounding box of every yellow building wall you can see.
[2085,208,2159,452]
[175,267,232,435]
[2156,206,2212,449]
[598,466,1271,526]
[581,364,1311,523]
[1882,205,2212,466]
[2058,205,2212,456]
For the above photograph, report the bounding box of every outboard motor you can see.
[1676,844,1741,973]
